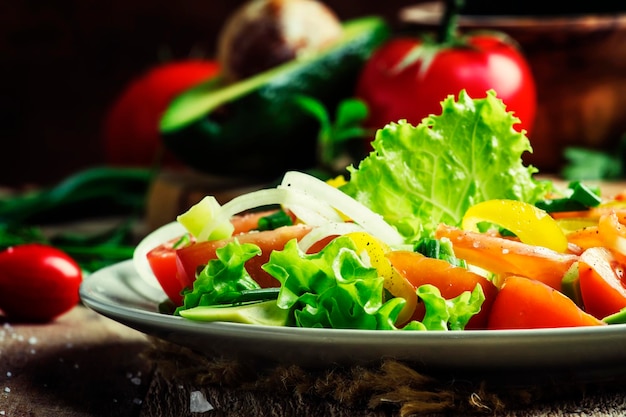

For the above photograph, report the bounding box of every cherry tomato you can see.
[356,35,536,135]
[578,247,626,319]
[487,276,604,330]
[0,244,83,322]
[103,60,220,167]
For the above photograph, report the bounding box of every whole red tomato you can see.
[103,60,220,167]
[0,244,83,322]
[356,34,536,135]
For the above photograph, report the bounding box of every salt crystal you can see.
[132,398,142,405]
[3,387,10,393]
[189,390,214,413]
[130,377,141,386]
[5,372,11,378]
[28,336,37,345]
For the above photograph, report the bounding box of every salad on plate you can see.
[135,90,626,332]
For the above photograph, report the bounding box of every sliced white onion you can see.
[278,188,343,225]
[297,221,365,253]
[133,221,187,291]
[280,171,404,246]
[197,186,343,240]
[197,188,287,240]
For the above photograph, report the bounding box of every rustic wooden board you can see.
[0,305,153,417]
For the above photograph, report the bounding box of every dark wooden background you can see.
[0,1,417,188]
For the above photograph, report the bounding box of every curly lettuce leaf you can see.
[340,90,550,243]
[175,239,262,314]
[263,236,405,330]
[403,284,485,331]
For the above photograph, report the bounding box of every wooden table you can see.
[2,297,626,416]
[0,305,152,417]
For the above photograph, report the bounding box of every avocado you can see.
[178,300,290,326]
[160,16,390,179]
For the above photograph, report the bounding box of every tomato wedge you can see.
[435,224,578,290]
[146,209,296,304]
[578,247,626,319]
[597,212,626,263]
[146,236,188,305]
[176,224,312,290]
[487,276,605,329]
[386,250,498,329]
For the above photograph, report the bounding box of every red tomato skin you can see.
[356,35,536,135]
[0,244,83,322]
[176,224,312,290]
[487,276,605,330]
[579,247,626,319]
[145,210,298,304]
[103,60,220,167]
[386,250,498,329]
[146,237,187,306]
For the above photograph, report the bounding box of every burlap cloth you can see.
[138,337,626,417]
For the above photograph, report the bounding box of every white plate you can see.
[80,260,626,381]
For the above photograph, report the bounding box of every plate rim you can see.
[80,259,626,341]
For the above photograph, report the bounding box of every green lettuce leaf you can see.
[175,239,262,314]
[263,236,405,330]
[411,284,485,331]
[340,90,550,243]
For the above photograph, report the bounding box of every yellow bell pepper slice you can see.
[345,231,417,325]
[461,199,568,253]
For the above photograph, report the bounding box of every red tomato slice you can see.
[487,276,605,330]
[578,247,626,319]
[145,209,294,304]
[386,250,498,329]
[230,209,295,235]
[146,236,188,306]
[435,224,578,290]
[176,224,313,290]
